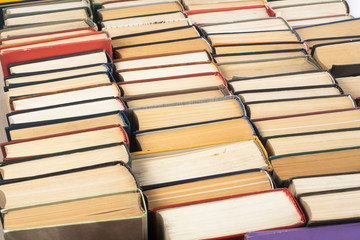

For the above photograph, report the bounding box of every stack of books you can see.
[0,0,359,240]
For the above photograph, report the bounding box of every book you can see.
[270,1,348,22]
[0,161,137,208]
[254,108,360,138]
[9,83,121,112]
[246,95,356,120]
[143,169,274,210]
[0,19,97,39]
[113,36,212,59]
[229,70,337,93]
[213,41,306,54]
[311,40,360,76]
[294,18,360,42]
[4,6,92,28]
[0,27,96,45]
[182,0,267,10]
[135,117,256,152]
[244,222,360,240]
[102,18,191,36]
[6,97,126,125]
[0,31,110,53]
[114,50,212,71]
[185,5,275,25]
[132,137,270,187]
[127,96,245,132]
[207,29,300,45]
[4,62,112,87]
[1,124,129,160]
[154,189,305,240]
[124,85,230,109]
[0,142,131,179]
[271,146,360,185]
[299,188,360,226]
[97,1,184,21]
[0,39,112,77]
[336,75,360,100]
[288,172,360,197]
[306,35,360,51]
[3,189,147,240]
[119,72,227,96]
[117,62,219,82]
[110,25,201,48]
[6,110,129,141]
[287,14,353,28]
[268,0,346,8]
[237,85,342,103]
[265,127,360,156]
[5,70,114,103]
[217,56,320,80]
[100,10,186,27]
[199,17,291,34]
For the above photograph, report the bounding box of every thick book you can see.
[124,85,230,109]
[0,124,129,160]
[117,62,219,82]
[126,96,245,132]
[113,36,213,59]
[207,29,300,46]
[0,19,98,39]
[264,127,360,157]
[244,222,360,240]
[199,17,291,35]
[288,172,360,198]
[294,17,360,42]
[119,72,227,96]
[246,95,356,120]
[6,97,126,126]
[185,5,275,25]
[337,75,360,100]
[97,1,184,21]
[0,161,138,208]
[217,56,320,80]
[0,27,96,45]
[144,168,274,211]
[132,137,271,187]
[253,108,360,138]
[110,25,201,49]
[229,70,336,93]
[311,39,360,77]
[2,189,147,240]
[114,50,212,71]
[270,1,348,22]
[182,0,267,10]
[153,188,305,240]
[270,146,360,186]
[134,117,257,152]
[0,142,131,180]
[213,49,308,63]
[5,110,130,141]
[8,83,121,112]
[0,38,112,77]
[213,41,307,54]
[299,187,360,226]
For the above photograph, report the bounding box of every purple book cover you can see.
[244,223,360,240]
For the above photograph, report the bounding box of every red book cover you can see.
[1,124,129,160]
[0,37,112,77]
[0,27,96,45]
[153,188,306,240]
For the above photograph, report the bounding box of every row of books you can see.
[0,0,359,239]
[96,0,360,239]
